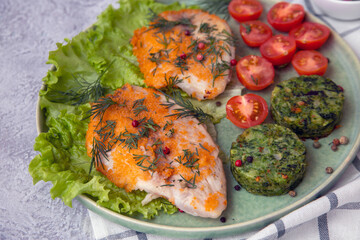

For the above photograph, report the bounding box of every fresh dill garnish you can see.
[154,32,174,49]
[48,60,114,105]
[148,49,171,76]
[160,89,213,123]
[199,143,210,152]
[242,23,252,34]
[160,184,175,187]
[151,139,163,147]
[211,61,231,87]
[174,55,190,74]
[165,128,175,138]
[86,96,118,122]
[89,137,109,173]
[188,0,231,20]
[199,22,218,34]
[163,120,173,130]
[95,120,116,142]
[132,98,148,116]
[121,128,140,151]
[180,174,197,189]
[251,75,259,85]
[162,75,183,95]
[148,9,195,33]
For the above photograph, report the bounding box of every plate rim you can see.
[35,3,360,238]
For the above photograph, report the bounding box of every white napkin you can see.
[88,1,360,239]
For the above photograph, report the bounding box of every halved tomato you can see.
[267,2,305,32]
[228,0,263,22]
[259,34,297,66]
[240,21,273,47]
[226,94,269,128]
[289,22,331,50]
[236,55,275,90]
[291,50,328,76]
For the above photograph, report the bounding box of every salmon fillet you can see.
[131,9,235,100]
[85,84,227,218]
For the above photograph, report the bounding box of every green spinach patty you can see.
[271,75,344,138]
[230,124,306,196]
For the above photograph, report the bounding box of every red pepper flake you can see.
[132,120,140,127]
[230,59,237,66]
[235,160,242,167]
[334,125,342,130]
[163,146,170,155]
[255,176,261,182]
[180,53,187,60]
[291,107,302,113]
[267,169,271,173]
[198,42,205,49]
[258,147,264,152]
[338,85,344,92]
[178,208,184,213]
[282,174,288,179]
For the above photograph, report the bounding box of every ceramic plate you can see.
[36,0,360,238]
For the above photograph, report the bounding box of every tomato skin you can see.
[236,55,275,90]
[226,94,269,128]
[240,21,273,47]
[267,2,305,32]
[228,0,263,22]
[289,22,331,50]
[259,34,297,66]
[291,50,328,76]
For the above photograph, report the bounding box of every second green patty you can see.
[230,124,306,196]
[271,75,344,138]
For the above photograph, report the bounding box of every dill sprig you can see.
[211,61,231,87]
[160,89,213,123]
[48,61,114,105]
[85,96,118,122]
[148,49,171,76]
[89,137,109,173]
[180,174,197,189]
[95,120,116,142]
[148,9,195,33]
[132,98,148,116]
[189,0,231,20]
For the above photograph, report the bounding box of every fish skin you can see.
[131,9,235,101]
[85,84,227,218]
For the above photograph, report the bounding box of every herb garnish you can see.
[48,61,114,105]
[160,89,213,123]
[148,9,195,33]
[89,138,109,173]
[187,0,231,20]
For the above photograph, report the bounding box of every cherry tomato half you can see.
[291,50,328,76]
[228,0,263,22]
[226,94,269,128]
[289,22,331,50]
[240,21,273,47]
[267,2,305,32]
[236,55,275,90]
[259,34,297,66]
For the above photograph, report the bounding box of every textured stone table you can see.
[0,0,117,239]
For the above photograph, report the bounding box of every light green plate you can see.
[36,0,360,238]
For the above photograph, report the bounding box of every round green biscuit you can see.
[270,75,344,138]
[230,124,306,196]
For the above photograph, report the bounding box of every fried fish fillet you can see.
[131,9,235,100]
[85,84,227,218]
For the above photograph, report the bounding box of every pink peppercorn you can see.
[163,146,170,155]
[184,30,191,36]
[196,54,204,61]
[132,120,139,127]
[180,53,187,59]
[230,59,237,66]
[198,42,205,49]
[235,160,242,167]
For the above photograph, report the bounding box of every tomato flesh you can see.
[289,22,331,50]
[226,94,269,128]
[267,2,305,32]
[240,21,273,47]
[228,0,263,22]
[291,50,328,76]
[236,55,275,90]
[259,34,297,66]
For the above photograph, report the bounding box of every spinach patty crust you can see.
[230,124,306,196]
[271,75,344,138]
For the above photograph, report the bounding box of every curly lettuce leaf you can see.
[31,0,189,219]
